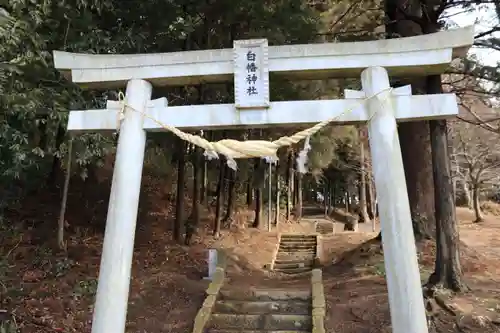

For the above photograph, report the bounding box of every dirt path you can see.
[458,208,500,260]
[5,192,500,333]
[217,205,500,333]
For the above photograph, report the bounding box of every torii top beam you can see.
[54,27,474,89]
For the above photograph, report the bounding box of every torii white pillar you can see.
[351,67,428,333]
[91,79,152,333]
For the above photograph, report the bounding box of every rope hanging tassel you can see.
[263,155,278,165]
[115,88,393,170]
[116,91,127,133]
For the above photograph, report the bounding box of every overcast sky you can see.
[446,4,499,66]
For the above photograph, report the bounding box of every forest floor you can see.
[1,175,500,332]
[320,206,500,333]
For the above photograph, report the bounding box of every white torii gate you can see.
[54,27,474,333]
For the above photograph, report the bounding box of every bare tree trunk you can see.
[221,166,228,212]
[213,159,226,237]
[323,183,328,217]
[223,168,236,223]
[48,124,66,187]
[295,172,303,220]
[461,177,472,208]
[185,147,201,245]
[201,131,213,206]
[344,182,359,231]
[286,151,293,220]
[452,160,458,202]
[472,184,484,222]
[246,171,253,207]
[366,171,375,219]
[399,120,436,241]
[57,139,73,252]
[200,157,207,205]
[359,133,371,224]
[251,159,264,228]
[267,162,272,231]
[427,75,467,292]
[385,0,436,242]
[174,140,186,242]
[253,187,263,228]
[329,181,335,212]
[275,172,281,227]
[291,154,296,207]
[345,190,349,212]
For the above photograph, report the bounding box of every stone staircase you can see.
[273,235,317,274]
[205,288,312,332]
[315,222,334,235]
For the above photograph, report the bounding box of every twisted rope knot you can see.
[115,88,393,171]
[206,139,279,159]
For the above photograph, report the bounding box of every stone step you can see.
[280,235,316,240]
[278,248,315,252]
[274,258,313,265]
[316,224,334,234]
[278,244,316,251]
[279,240,317,246]
[273,260,314,270]
[206,328,311,333]
[213,300,311,315]
[276,252,316,257]
[219,289,311,302]
[275,253,315,261]
[207,314,312,331]
[274,266,313,274]
[279,242,316,247]
[280,240,317,245]
[279,244,316,249]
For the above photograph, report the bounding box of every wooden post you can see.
[91,79,152,333]
[204,249,218,280]
[360,67,428,333]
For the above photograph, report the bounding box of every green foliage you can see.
[373,262,386,276]
[52,257,75,277]
[73,278,98,299]
[0,316,19,333]
[0,1,116,206]
[0,0,370,220]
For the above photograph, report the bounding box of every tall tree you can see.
[358,127,370,224]
[213,159,226,237]
[174,140,187,242]
[286,151,294,219]
[428,76,467,291]
[384,0,469,290]
[252,158,265,228]
[223,168,236,224]
[385,0,437,241]
[185,145,202,245]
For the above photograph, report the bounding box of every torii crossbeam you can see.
[53,27,475,333]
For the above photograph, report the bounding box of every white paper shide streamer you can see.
[203,149,238,171]
[296,136,311,174]
[263,155,278,165]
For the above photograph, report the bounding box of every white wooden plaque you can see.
[233,39,270,109]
